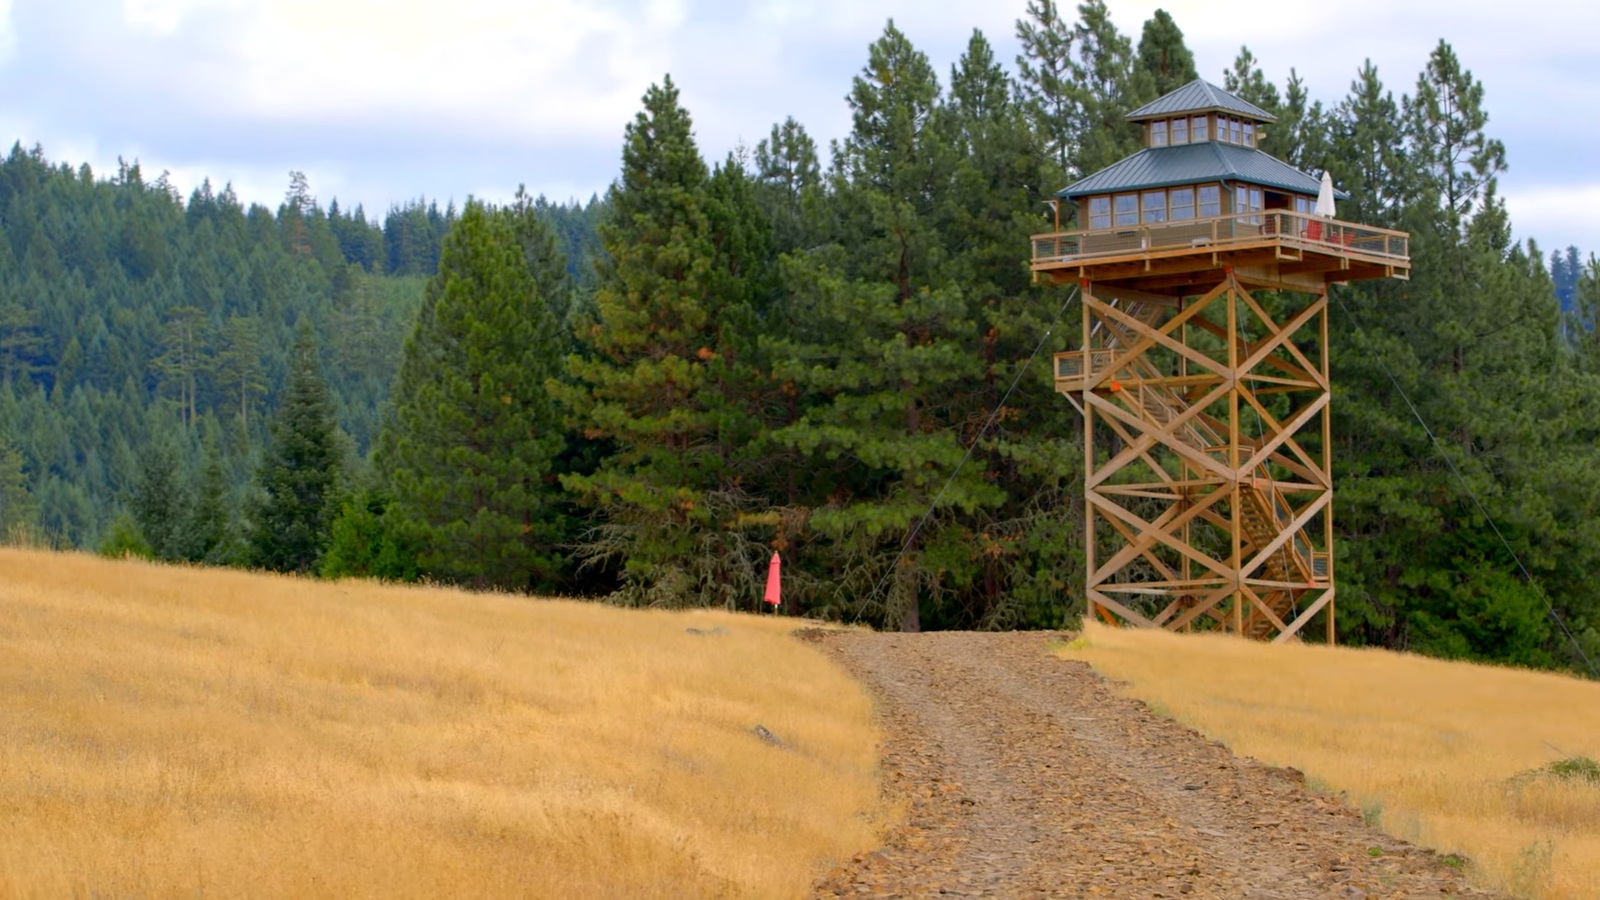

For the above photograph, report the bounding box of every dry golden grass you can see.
[0,548,883,898]
[1062,621,1600,899]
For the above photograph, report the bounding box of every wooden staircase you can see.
[1237,483,1312,638]
[1094,296,1324,639]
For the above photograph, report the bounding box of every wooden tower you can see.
[1031,80,1410,642]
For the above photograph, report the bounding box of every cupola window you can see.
[1142,190,1167,223]
[1170,188,1195,220]
[1088,196,1111,230]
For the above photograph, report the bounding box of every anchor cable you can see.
[1331,285,1598,677]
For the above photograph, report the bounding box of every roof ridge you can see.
[1126,79,1277,123]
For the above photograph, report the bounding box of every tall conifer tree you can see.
[769,24,1001,630]
[249,325,342,573]
[558,77,769,607]
[1135,10,1196,96]
[381,199,566,592]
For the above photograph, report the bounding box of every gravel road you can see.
[808,630,1496,899]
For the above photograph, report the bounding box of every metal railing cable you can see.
[850,285,1081,626]
[1330,285,1599,677]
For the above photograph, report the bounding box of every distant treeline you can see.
[3,0,1600,672]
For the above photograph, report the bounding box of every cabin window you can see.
[1236,185,1263,223]
[1114,193,1139,227]
[1150,120,1168,147]
[1192,115,1209,142]
[1293,196,1313,215]
[1170,188,1195,220]
[1229,118,1242,145]
[1172,117,1188,145]
[1198,185,1221,218]
[1088,196,1112,230]
[1142,190,1167,223]
[1243,122,1256,147]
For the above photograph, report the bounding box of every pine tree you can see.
[768,25,1003,630]
[1269,70,1330,171]
[380,199,566,591]
[321,486,418,582]
[249,325,342,573]
[189,436,243,565]
[212,316,266,434]
[558,77,771,607]
[0,432,36,539]
[1222,46,1281,118]
[1135,9,1196,96]
[1330,61,1406,229]
[1330,42,1600,668]
[130,432,190,561]
[1404,40,1507,235]
[754,117,822,255]
[1014,0,1076,179]
[1067,0,1152,176]
[942,29,1085,628]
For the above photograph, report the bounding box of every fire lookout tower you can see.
[1031,80,1410,642]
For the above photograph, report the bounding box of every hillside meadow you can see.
[0,549,885,898]
[1063,621,1600,899]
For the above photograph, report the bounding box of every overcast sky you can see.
[2,0,1595,255]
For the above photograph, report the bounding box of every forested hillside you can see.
[3,1,1598,670]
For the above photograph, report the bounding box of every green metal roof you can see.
[1126,79,1276,123]
[1058,142,1348,201]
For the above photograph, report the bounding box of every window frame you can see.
[1141,190,1168,224]
[1169,187,1195,221]
[1114,193,1139,227]
[1198,184,1221,218]
[1088,196,1112,230]
[1192,115,1209,142]
[1172,117,1188,145]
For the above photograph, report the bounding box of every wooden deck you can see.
[1032,210,1410,294]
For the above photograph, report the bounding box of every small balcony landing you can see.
[1032,210,1409,294]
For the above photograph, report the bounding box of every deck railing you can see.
[1032,210,1409,267]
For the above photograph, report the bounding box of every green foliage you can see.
[0,432,36,539]
[1135,9,1196,96]
[381,199,567,592]
[558,75,771,608]
[4,13,1598,670]
[98,510,154,560]
[130,432,191,561]
[1014,0,1076,179]
[1066,1,1153,177]
[248,326,343,573]
[321,488,418,582]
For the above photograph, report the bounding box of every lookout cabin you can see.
[1031,79,1409,295]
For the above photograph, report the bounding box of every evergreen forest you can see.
[4,1,1599,673]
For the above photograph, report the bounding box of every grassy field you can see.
[1063,621,1600,899]
[0,549,883,898]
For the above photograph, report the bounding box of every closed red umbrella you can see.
[763,552,782,610]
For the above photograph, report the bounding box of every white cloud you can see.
[1502,183,1600,255]
[121,0,242,35]
[3,0,1596,251]
[0,0,14,60]
[103,0,673,144]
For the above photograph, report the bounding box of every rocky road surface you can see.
[807,630,1496,899]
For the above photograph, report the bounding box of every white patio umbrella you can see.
[1315,170,1337,218]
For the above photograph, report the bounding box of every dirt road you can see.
[809,631,1494,898]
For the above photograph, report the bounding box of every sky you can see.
[2,0,1595,255]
